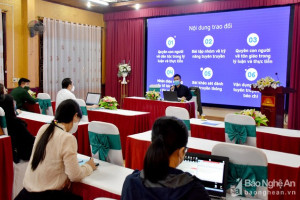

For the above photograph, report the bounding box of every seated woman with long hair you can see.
[15,99,97,200]
[0,85,34,162]
[121,116,210,200]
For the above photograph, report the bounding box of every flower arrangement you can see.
[145,91,160,100]
[237,109,268,126]
[99,96,118,110]
[117,61,131,77]
[251,76,280,91]
[28,90,36,99]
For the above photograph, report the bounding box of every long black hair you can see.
[143,116,188,183]
[0,94,17,123]
[31,99,82,171]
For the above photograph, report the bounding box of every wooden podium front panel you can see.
[261,106,276,127]
[260,94,284,128]
[252,86,293,128]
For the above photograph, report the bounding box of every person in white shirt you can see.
[56,78,99,110]
[55,78,76,110]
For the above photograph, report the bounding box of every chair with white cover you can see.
[13,161,29,199]
[76,99,89,122]
[224,113,256,147]
[212,143,268,200]
[37,93,53,116]
[165,106,191,135]
[0,107,8,135]
[88,121,123,166]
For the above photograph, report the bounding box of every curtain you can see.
[105,19,144,102]
[0,10,4,84]
[104,0,300,21]
[288,4,300,130]
[43,18,101,100]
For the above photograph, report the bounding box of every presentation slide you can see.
[146,6,291,107]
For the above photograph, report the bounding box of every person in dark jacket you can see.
[121,117,210,200]
[10,78,37,110]
[170,74,192,101]
[0,94,35,163]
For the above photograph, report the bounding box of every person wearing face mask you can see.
[10,78,38,110]
[121,117,210,200]
[15,99,97,200]
[55,78,77,110]
[170,74,192,101]
[56,78,98,111]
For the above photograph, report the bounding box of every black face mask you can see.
[24,86,30,91]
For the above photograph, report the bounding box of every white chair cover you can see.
[13,161,29,199]
[165,106,190,135]
[224,113,257,147]
[212,143,268,200]
[37,93,53,116]
[165,106,189,120]
[76,99,89,122]
[88,121,123,166]
[0,107,7,135]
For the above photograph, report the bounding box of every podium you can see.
[251,86,294,128]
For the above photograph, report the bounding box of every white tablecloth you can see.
[129,131,300,168]
[18,111,54,123]
[126,96,189,104]
[88,108,149,116]
[190,118,300,138]
[18,111,89,126]
[77,154,133,196]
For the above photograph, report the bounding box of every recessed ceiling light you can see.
[134,4,141,10]
[89,0,109,6]
[87,1,91,8]
[198,0,203,2]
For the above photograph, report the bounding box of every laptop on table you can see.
[85,92,101,106]
[177,152,229,200]
[163,91,179,102]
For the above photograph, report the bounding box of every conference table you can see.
[18,111,91,156]
[122,97,196,125]
[126,131,300,200]
[190,118,300,155]
[23,101,56,115]
[71,154,133,200]
[87,108,151,157]
[0,135,14,200]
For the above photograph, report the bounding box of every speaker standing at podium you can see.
[170,74,192,101]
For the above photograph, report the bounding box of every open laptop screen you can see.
[177,152,229,198]
[86,93,101,105]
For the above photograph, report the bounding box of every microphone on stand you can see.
[275,72,280,85]
[275,72,280,84]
